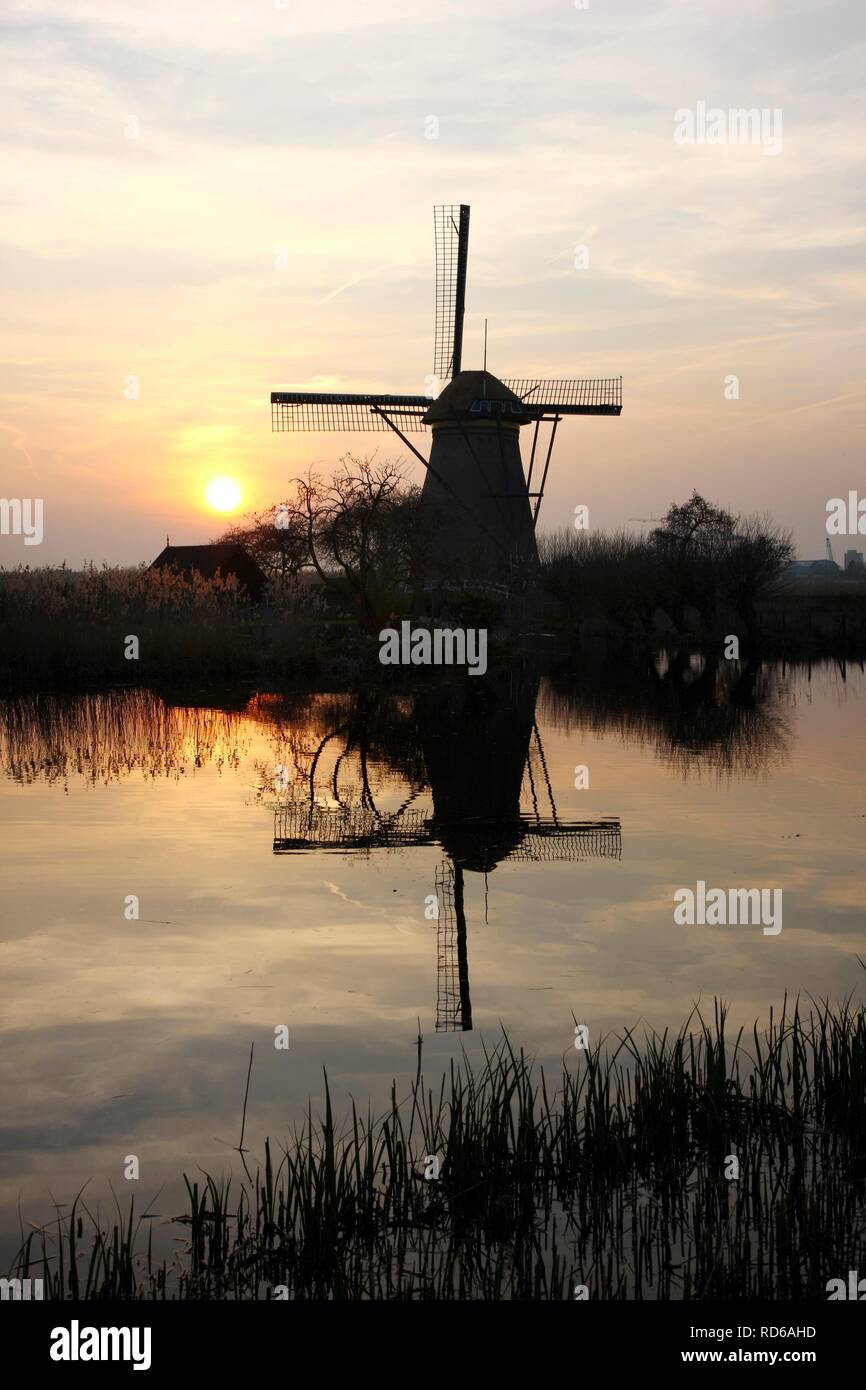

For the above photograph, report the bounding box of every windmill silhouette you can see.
[270,688,621,1030]
[271,205,622,581]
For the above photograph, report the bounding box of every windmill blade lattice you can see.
[270,393,431,432]
[270,380,622,432]
[502,378,622,415]
[433,204,470,384]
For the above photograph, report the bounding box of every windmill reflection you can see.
[272,679,621,1032]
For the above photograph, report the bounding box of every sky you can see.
[1,0,864,565]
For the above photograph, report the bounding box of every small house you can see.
[150,543,267,602]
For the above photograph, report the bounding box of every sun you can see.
[205,476,243,514]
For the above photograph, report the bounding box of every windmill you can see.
[271,205,622,582]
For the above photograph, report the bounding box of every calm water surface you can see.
[1,658,864,1261]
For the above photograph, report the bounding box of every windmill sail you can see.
[434,859,472,1032]
[271,392,431,432]
[270,379,621,431]
[502,377,622,415]
[433,204,470,384]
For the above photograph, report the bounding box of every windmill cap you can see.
[423,369,524,424]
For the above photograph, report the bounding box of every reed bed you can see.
[12,998,866,1300]
[539,529,866,655]
[0,564,334,687]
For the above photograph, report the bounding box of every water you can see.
[1,657,864,1264]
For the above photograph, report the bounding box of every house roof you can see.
[152,543,252,572]
[150,543,267,592]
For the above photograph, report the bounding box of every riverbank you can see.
[3,562,866,693]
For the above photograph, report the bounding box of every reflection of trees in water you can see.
[1,654,823,790]
[250,691,428,808]
[0,690,248,785]
[251,659,798,796]
[541,652,794,782]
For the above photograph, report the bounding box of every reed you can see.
[0,564,346,688]
[11,996,866,1300]
[538,528,866,654]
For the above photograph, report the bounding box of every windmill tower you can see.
[271,205,622,583]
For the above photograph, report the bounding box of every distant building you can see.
[844,549,865,573]
[150,543,267,602]
[783,559,839,579]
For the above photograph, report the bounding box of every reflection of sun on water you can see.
[205,476,242,513]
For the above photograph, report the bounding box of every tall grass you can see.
[540,528,660,628]
[0,564,344,688]
[538,528,866,653]
[13,997,866,1300]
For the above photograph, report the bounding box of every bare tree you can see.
[214,504,307,582]
[651,491,737,558]
[652,491,794,629]
[283,454,423,630]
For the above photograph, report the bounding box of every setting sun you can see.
[205,476,242,514]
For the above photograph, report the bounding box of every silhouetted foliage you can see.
[278,454,425,630]
[214,505,308,581]
[541,491,795,638]
[650,491,738,557]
